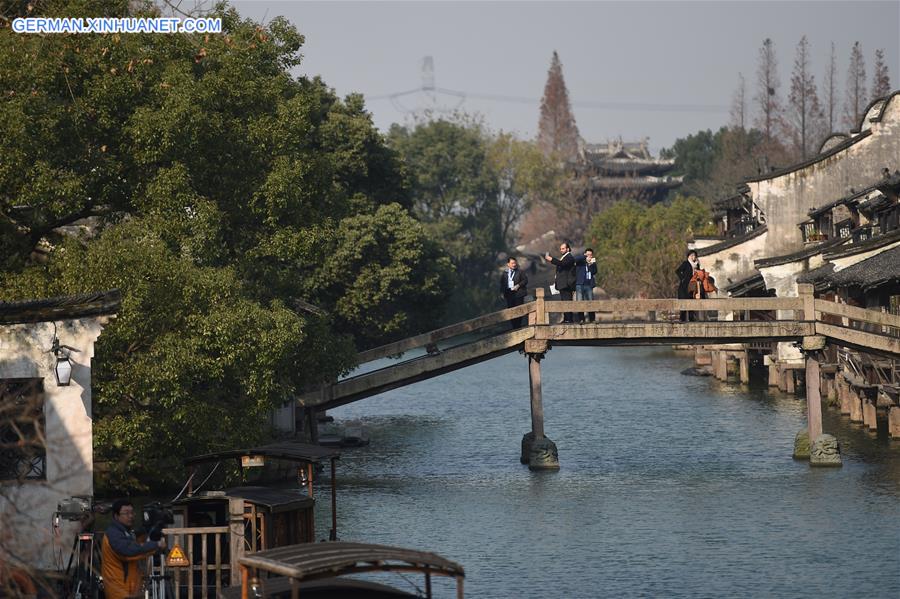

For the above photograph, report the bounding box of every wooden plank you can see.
[815,299,900,329]
[215,533,222,598]
[543,298,801,313]
[535,321,814,342]
[356,302,534,364]
[302,327,534,407]
[163,526,229,534]
[201,532,208,598]
[229,498,245,587]
[816,322,900,356]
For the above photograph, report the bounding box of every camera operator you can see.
[101,499,166,599]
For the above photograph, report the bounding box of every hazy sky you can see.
[232,1,899,152]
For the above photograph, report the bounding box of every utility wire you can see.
[367,86,729,113]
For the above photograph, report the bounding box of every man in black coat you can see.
[500,256,529,329]
[545,242,577,323]
[676,249,700,321]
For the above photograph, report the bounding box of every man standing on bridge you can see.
[500,256,529,329]
[545,242,577,323]
[574,248,598,323]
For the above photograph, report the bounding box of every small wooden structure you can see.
[234,542,465,599]
[151,442,341,597]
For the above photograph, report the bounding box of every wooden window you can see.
[0,379,46,482]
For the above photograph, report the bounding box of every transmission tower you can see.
[386,56,466,123]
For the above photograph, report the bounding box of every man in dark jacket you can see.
[101,499,166,599]
[500,256,529,329]
[575,248,598,323]
[545,242,577,323]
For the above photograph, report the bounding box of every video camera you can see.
[142,502,174,542]
[56,496,109,523]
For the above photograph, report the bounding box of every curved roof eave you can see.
[696,225,767,257]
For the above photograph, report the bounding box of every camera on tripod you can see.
[142,502,175,541]
[56,496,93,521]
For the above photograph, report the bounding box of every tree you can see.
[823,42,838,134]
[537,51,581,163]
[754,38,783,149]
[661,129,718,196]
[0,1,454,487]
[388,119,504,321]
[844,41,867,128]
[786,36,825,159]
[311,204,455,349]
[585,196,716,298]
[486,133,562,249]
[661,127,771,201]
[730,73,747,130]
[872,48,891,99]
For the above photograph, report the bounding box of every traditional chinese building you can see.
[690,91,900,435]
[579,138,683,203]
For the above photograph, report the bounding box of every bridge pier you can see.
[803,337,841,467]
[521,340,559,471]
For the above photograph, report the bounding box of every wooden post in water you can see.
[528,353,545,439]
[805,353,823,442]
[521,336,558,470]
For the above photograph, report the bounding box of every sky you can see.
[231,1,900,153]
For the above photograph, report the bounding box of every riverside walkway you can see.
[299,284,900,469]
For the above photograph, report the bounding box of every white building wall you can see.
[0,317,109,570]
[747,93,900,258]
[698,230,769,291]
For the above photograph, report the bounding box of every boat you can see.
[225,541,465,599]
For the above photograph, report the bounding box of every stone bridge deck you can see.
[299,285,899,411]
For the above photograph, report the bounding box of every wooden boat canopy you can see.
[173,486,315,511]
[185,442,341,466]
[240,541,465,582]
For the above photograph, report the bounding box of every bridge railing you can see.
[539,293,805,323]
[355,302,534,365]
[815,299,900,338]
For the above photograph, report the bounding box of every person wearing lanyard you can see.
[575,248,598,323]
[500,256,529,329]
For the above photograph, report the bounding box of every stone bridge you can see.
[298,284,900,469]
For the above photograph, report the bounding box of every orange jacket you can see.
[101,523,158,599]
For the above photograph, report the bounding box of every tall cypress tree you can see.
[786,36,824,159]
[844,41,867,129]
[872,48,891,99]
[823,42,838,134]
[538,51,581,163]
[754,38,782,146]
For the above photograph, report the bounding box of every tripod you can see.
[144,553,173,599]
[64,532,102,599]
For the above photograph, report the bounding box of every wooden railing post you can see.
[798,283,815,322]
[534,287,548,325]
[229,498,246,587]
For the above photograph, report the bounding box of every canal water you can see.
[320,346,900,598]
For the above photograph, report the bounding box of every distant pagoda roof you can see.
[581,137,676,177]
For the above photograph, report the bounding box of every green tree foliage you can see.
[388,119,503,321]
[487,132,562,250]
[387,121,562,319]
[586,196,716,298]
[0,2,452,488]
[661,127,772,201]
